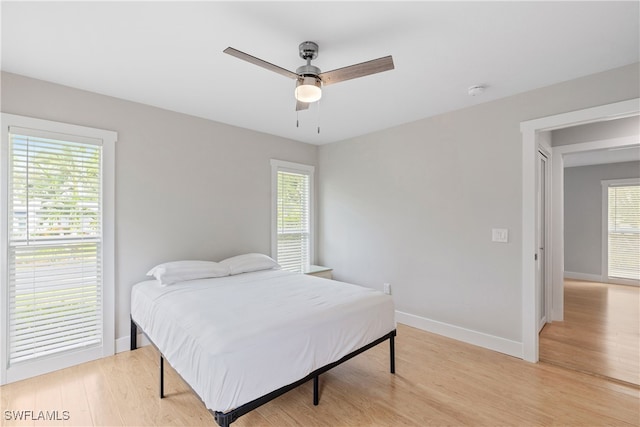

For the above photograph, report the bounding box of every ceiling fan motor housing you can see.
[296,64,321,76]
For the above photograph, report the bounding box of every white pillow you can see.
[146,260,229,285]
[219,253,280,275]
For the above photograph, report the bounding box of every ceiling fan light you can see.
[295,77,322,103]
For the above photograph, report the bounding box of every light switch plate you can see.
[492,228,509,243]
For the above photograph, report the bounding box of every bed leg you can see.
[390,332,396,374]
[130,317,137,350]
[160,355,165,399]
[214,412,232,427]
[313,375,319,406]
[218,415,230,427]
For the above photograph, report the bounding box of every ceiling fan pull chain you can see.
[317,100,321,134]
[296,109,299,128]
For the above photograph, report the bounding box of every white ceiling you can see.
[1,1,639,145]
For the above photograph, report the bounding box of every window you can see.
[603,179,640,282]
[1,114,116,384]
[271,160,314,273]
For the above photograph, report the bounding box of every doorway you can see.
[520,98,640,363]
[539,141,639,385]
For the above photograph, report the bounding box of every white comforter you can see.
[130,269,395,413]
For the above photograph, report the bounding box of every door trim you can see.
[537,148,551,332]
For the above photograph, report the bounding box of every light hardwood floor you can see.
[540,279,640,387]
[1,323,639,426]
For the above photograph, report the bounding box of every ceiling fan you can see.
[223,41,394,111]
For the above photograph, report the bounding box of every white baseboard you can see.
[115,334,150,353]
[564,271,603,282]
[395,310,523,359]
[607,277,640,287]
[565,271,639,287]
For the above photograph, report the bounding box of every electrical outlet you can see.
[383,283,391,295]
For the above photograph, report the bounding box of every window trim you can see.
[0,113,117,384]
[601,177,640,286]
[270,159,315,271]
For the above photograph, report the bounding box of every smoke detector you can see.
[468,85,486,96]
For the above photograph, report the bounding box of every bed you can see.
[130,259,396,426]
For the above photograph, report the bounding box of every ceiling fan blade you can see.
[223,47,299,80]
[319,55,394,86]
[296,100,309,111]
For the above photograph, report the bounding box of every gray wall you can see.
[1,72,318,342]
[2,62,639,354]
[552,115,640,146]
[564,161,640,276]
[317,63,639,344]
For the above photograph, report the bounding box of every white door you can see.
[536,150,549,331]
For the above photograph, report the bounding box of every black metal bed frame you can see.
[130,317,396,427]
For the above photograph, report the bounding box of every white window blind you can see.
[271,160,314,273]
[7,128,103,365]
[608,184,640,281]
